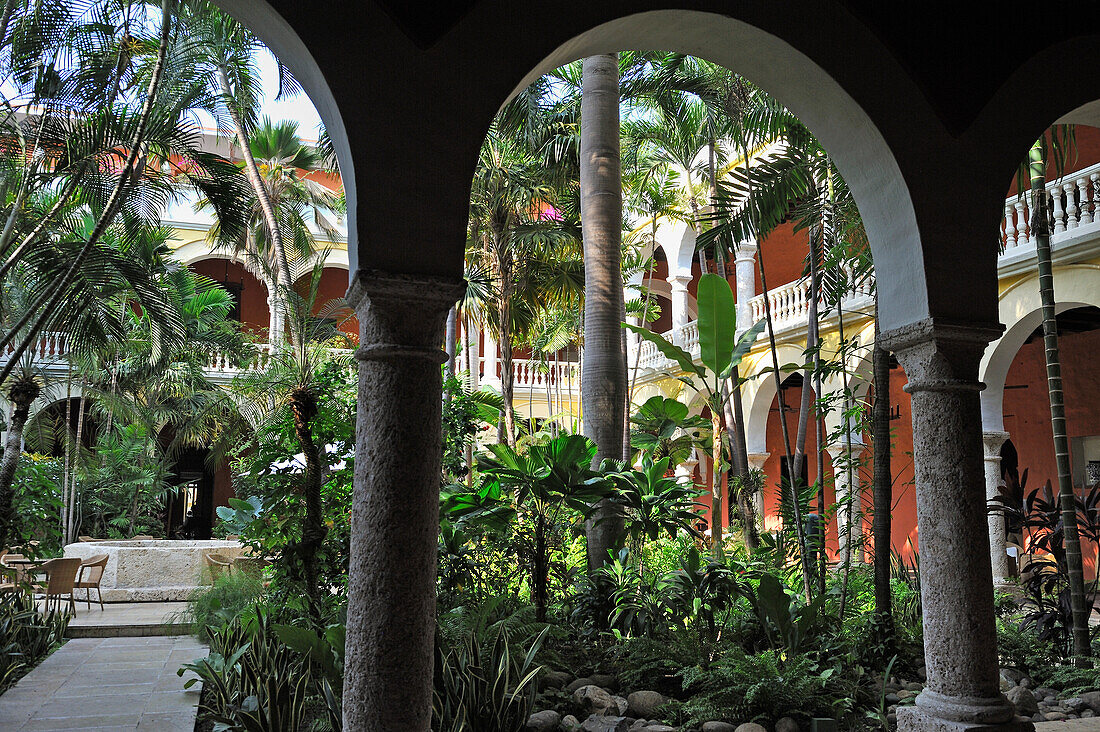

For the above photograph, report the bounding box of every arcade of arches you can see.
[190,2,1100,730]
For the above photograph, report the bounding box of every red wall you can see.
[190,259,269,335]
[1003,327,1100,490]
[295,267,359,339]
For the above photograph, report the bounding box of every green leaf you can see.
[720,319,767,379]
[623,323,703,378]
[697,273,736,377]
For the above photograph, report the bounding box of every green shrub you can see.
[181,571,265,641]
[997,618,1057,675]
[0,591,70,693]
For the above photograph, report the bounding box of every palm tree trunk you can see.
[444,306,457,404]
[710,409,725,559]
[0,380,39,549]
[68,389,86,543]
[497,251,517,447]
[60,366,71,540]
[216,64,292,346]
[871,305,894,647]
[580,53,626,574]
[1030,138,1090,661]
[290,388,327,604]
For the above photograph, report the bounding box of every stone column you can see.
[343,270,464,732]
[983,431,1012,585]
[667,273,693,339]
[882,320,1030,732]
[827,441,866,564]
[464,317,479,390]
[747,452,769,528]
[675,449,700,484]
[734,239,758,335]
[482,328,500,389]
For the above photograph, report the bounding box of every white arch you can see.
[980,264,1100,432]
[508,10,925,332]
[741,344,807,454]
[654,219,698,278]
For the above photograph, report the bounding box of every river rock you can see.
[561,715,582,732]
[590,674,619,691]
[701,723,736,732]
[525,710,561,731]
[627,691,666,718]
[574,685,617,716]
[581,716,632,732]
[568,677,595,693]
[1080,691,1100,713]
[541,670,573,690]
[1064,697,1089,714]
[775,717,800,732]
[1007,686,1039,717]
[733,724,767,732]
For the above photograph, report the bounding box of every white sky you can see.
[254,50,324,141]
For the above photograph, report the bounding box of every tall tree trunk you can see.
[68,389,86,543]
[444,306,457,404]
[0,379,39,549]
[290,388,327,605]
[710,409,725,559]
[807,200,828,595]
[496,246,517,447]
[216,64,292,346]
[1030,138,1090,661]
[871,306,894,647]
[580,54,626,574]
[60,367,71,540]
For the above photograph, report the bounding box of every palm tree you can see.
[230,261,354,603]
[467,125,573,447]
[579,53,628,573]
[179,1,310,345]
[1025,130,1090,661]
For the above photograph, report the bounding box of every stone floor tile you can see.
[20,712,143,730]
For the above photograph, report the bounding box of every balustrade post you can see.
[667,273,694,342]
[1014,199,1028,247]
[1003,202,1016,249]
[1052,184,1066,234]
[1079,177,1093,225]
[1064,182,1078,230]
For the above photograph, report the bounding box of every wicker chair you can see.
[1,553,27,584]
[34,558,81,614]
[205,553,233,583]
[75,554,108,610]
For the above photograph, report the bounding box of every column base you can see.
[898,706,1033,731]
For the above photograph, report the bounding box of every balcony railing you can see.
[480,357,580,392]
[1002,159,1100,255]
[636,277,874,373]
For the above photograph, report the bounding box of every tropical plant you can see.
[624,274,764,561]
[215,496,263,537]
[0,591,70,694]
[433,622,547,732]
[607,456,704,547]
[629,395,707,466]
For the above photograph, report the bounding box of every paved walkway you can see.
[0,635,206,731]
[1036,721,1100,730]
[64,601,190,638]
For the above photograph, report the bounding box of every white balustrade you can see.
[479,357,579,392]
[1001,159,1100,254]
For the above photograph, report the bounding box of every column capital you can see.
[346,268,464,314]
[982,431,1010,458]
[734,239,758,260]
[880,318,1004,395]
[826,440,866,460]
[346,269,464,365]
[746,452,769,471]
[666,273,693,291]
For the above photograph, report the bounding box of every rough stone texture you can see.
[62,540,245,601]
[574,684,617,716]
[640,726,676,732]
[342,271,464,731]
[897,706,1036,731]
[884,320,1026,732]
[611,695,629,715]
[702,723,737,732]
[627,690,666,717]
[561,715,582,732]
[1080,692,1100,713]
[776,717,800,732]
[731,724,764,732]
[568,677,596,693]
[526,709,561,730]
[541,669,574,689]
[1007,687,1040,717]
[983,432,1012,583]
[582,716,633,732]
